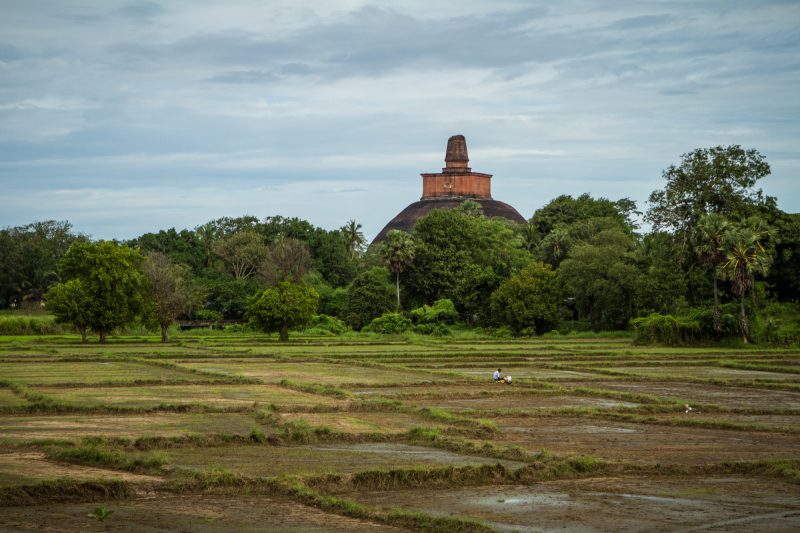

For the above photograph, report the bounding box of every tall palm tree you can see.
[720,221,772,343]
[341,219,366,259]
[695,213,730,336]
[381,230,416,311]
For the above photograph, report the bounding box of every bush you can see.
[364,312,412,334]
[631,307,738,345]
[302,314,350,335]
[409,299,459,325]
[0,315,67,335]
[413,322,451,336]
[754,302,800,345]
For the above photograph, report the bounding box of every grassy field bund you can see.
[0,332,798,532]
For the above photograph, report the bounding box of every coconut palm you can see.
[720,220,772,343]
[381,230,416,311]
[695,213,730,336]
[341,219,366,259]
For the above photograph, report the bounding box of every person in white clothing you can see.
[493,368,502,382]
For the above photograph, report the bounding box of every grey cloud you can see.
[206,69,280,84]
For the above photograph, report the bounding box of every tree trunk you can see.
[79,326,87,344]
[279,324,289,341]
[99,329,107,343]
[161,323,169,343]
[712,276,721,336]
[396,272,401,311]
[739,293,749,344]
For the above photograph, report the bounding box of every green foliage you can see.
[531,193,639,238]
[342,267,394,330]
[88,506,113,522]
[142,251,197,342]
[558,226,643,330]
[364,312,413,334]
[647,145,772,236]
[247,282,319,341]
[0,314,68,335]
[0,220,83,309]
[754,302,800,345]
[304,314,350,335]
[195,274,260,319]
[489,261,560,335]
[381,229,417,310]
[53,241,147,342]
[631,308,739,345]
[409,298,458,324]
[404,205,527,310]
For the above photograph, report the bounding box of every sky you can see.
[1,0,798,241]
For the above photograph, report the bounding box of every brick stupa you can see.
[373,135,526,242]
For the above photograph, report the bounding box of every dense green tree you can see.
[531,193,638,237]
[647,146,771,241]
[247,282,318,341]
[57,241,147,342]
[489,261,560,335]
[342,267,395,330]
[195,274,260,320]
[381,229,416,310]
[403,204,527,308]
[194,222,220,270]
[637,232,687,315]
[129,228,204,273]
[45,279,93,342]
[558,225,643,330]
[307,228,357,287]
[142,252,197,342]
[214,230,268,279]
[0,220,82,308]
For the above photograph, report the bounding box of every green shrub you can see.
[0,315,67,335]
[302,314,350,335]
[631,308,738,345]
[409,299,458,325]
[364,312,412,334]
[755,302,800,345]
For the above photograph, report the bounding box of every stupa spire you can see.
[444,134,470,172]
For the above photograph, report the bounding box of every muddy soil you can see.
[0,413,257,442]
[559,380,800,410]
[278,412,448,434]
[344,475,800,532]
[448,368,601,380]
[403,394,639,411]
[488,415,800,464]
[162,443,526,477]
[0,494,402,532]
[0,452,162,488]
[603,366,799,381]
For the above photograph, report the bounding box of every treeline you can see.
[0,145,798,344]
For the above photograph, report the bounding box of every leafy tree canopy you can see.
[247,281,319,341]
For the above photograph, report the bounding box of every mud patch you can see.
[0,494,401,532]
[405,394,639,411]
[162,443,525,477]
[561,380,800,410]
[36,384,345,409]
[488,415,800,464]
[278,412,448,434]
[0,452,162,488]
[343,476,800,532]
[0,413,258,442]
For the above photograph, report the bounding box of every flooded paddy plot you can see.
[431,366,602,380]
[0,360,212,385]
[162,443,526,478]
[176,360,439,385]
[278,412,449,434]
[0,451,161,488]
[0,494,402,533]
[488,415,800,464]
[560,380,800,410]
[0,412,258,442]
[342,475,800,532]
[402,393,639,412]
[601,365,800,381]
[34,383,346,409]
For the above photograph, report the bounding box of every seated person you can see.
[493,368,502,382]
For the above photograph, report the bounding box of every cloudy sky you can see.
[1,0,798,241]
